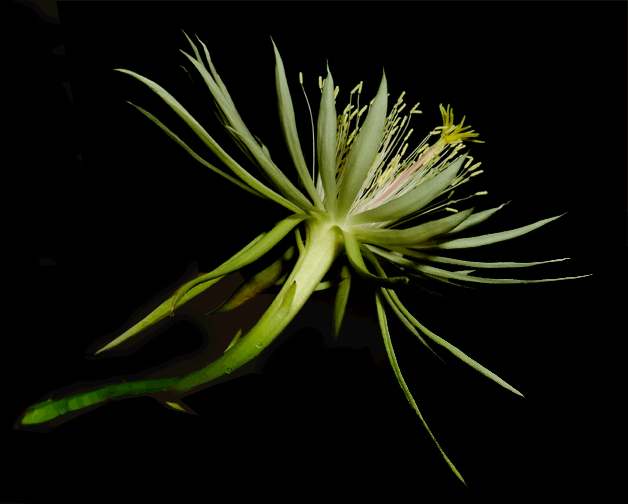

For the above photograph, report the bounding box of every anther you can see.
[470,170,484,177]
[475,191,488,196]
[445,207,458,213]
[299,72,303,85]
[467,162,482,171]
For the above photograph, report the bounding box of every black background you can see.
[2,0,625,501]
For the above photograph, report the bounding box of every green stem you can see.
[17,217,344,427]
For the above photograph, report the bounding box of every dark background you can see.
[2,0,625,501]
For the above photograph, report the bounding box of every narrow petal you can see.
[114,69,303,215]
[349,153,468,226]
[227,126,319,212]
[332,264,352,341]
[415,263,592,284]
[272,38,325,210]
[317,63,339,215]
[170,213,310,314]
[445,200,512,235]
[375,291,468,487]
[412,213,568,249]
[127,102,269,201]
[336,71,388,220]
[370,243,570,269]
[211,245,295,314]
[352,207,474,247]
[340,227,410,287]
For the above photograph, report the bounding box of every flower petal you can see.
[332,264,352,341]
[412,213,568,249]
[341,227,410,287]
[415,263,592,284]
[445,200,512,235]
[353,207,474,247]
[317,62,339,215]
[272,38,324,210]
[336,71,388,220]
[374,244,570,269]
[227,126,319,212]
[349,153,468,226]
[374,290,468,487]
[114,68,303,215]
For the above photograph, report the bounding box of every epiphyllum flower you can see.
[17,33,590,485]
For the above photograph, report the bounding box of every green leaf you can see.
[352,207,474,247]
[374,290,468,487]
[349,153,468,226]
[317,62,339,215]
[412,213,568,249]
[336,71,388,220]
[271,38,324,210]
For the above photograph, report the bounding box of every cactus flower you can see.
[16,32,591,486]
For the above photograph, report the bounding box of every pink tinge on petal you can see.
[359,146,437,213]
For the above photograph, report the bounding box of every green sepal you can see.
[169,213,309,315]
[210,245,296,314]
[366,242,570,271]
[374,290,468,487]
[444,200,512,235]
[224,328,243,353]
[362,245,524,397]
[359,246,446,363]
[92,228,270,355]
[126,102,270,201]
[271,37,325,210]
[412,212,568,249]
[113,68,303,215]
[332,264,352,341]
[340,227,409,287]
[316,61,339,215]
[414,263,592,285]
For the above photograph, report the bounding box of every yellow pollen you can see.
[467,162,482,171]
